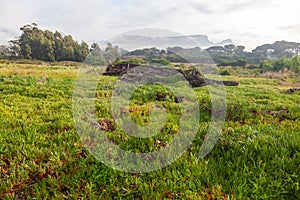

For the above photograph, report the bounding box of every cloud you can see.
[189,3,213,14]
[0,0,299,50]
[222,0,271,14]
[0,0,38,44]
[283,24,300,35]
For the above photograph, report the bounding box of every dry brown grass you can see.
[0,63,78,78]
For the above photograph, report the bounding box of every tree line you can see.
[8,23,120,63]
[9,24,89,62]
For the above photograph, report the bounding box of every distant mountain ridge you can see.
[105,34,234,50]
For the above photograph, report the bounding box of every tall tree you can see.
[10,23,90,62]
[104,43,120,63]
[84,43,107,65]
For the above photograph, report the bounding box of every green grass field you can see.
[0,61,299,199]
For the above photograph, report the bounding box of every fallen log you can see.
[103,63,239,88]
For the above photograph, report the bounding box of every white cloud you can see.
[0,0,299,50]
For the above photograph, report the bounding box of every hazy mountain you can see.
[105,34,234,50]
[216,39,234,47]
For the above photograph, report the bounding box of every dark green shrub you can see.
[220,69,230,76]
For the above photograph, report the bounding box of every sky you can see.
[1,0,300,50]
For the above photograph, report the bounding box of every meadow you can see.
[0,60,299,199]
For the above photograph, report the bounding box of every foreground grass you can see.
[0,61,299,199]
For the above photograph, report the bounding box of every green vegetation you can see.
[150,58,172,66]
[0,60,299,199]
[123,41,300,67]
[260,56,300,73]
[84,43,121,66]
[7,24,120,64]
[114,57,146,65]
[9,24,89,62]
[218,59,247,67]
[220,69,230,76]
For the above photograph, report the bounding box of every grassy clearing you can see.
[0,61,299,199]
